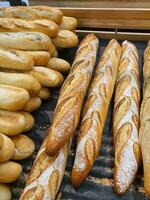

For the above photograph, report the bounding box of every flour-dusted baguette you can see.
[113,40,141,194]
[29,66,64,87]
[23,97,42,112]
[0,85,29,111]
[0,134,15,162]
[52,30,79,48]
[26,51,50,66]
[60,16,78,30]
[0,183,11,200]
[0,47,34,70]
[0,71,41,95]
[71,39,121,188]
[139,44,150,197]
[12,134,35,160]
[0,18,58,37]
[45,34,99,156]
[0,32,52,50]
[0,110,26,136]
[0,6,63,24]
[20,137,71,200]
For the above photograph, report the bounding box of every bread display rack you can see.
[1,0,149,199]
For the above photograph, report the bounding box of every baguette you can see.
[20,137,70,200]
[45,34,99,156]
[21,112,34,132]
[0,161,22,183]
[0,110,26,136]
[29,66,64,87]
[38,87,50,100]
[48,42,57,57]
[23,97,42,112]
[0,71,41,95]
[0,18,59,37]
[0,134,15,162]
[0,6,63,24]
[113,41,141,194]
[60,16,78,31]
[26,51,50,66]
[0,32,52,50]
[0,85,29,111]
[12,134,35,160]
[0,183,11,200]
[71,39,121,188]
[139,44,150,197]
[47,57,70,72]
[0,48,34,70]
[52,30,78,48]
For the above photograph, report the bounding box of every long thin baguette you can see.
[0,18,58,37]
[0,48,34,70]
[0,6,63,24]
[139,44,150,197]
[45,34,99,156]
[113,40,141,194]
[20,137,70,200]
[71,39,121,188]
[0,32,52,50]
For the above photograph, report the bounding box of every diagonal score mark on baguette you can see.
[113,40,141,195]
[71,39,121,188]
[45,34,99,156]
[19,136,71,200]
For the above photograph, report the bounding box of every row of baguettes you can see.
[20,33,148,200]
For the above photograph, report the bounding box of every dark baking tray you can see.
[12,38,148,200]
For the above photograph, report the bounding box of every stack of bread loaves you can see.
[0,6,78,200]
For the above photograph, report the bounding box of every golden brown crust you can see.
[0,6,63,24]
[113,41,141,194]
[20,137,70,200]
[59,16,78,30]
[26,51,50,66]
[0,18,58,37]
[45,34,99,156]
[139,43,150,197]
[71,39,121,188]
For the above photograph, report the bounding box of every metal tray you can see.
[12,38,148,200]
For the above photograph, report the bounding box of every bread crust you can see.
[71,39,121,188]
[45,34,99,156]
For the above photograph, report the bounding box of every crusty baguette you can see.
[0,6,63,24]
[48,42,57,57]
[26,51,50,66]
[22,97,42,112]
[0,71,41,95]
[52,30,79,48]
[12,134,35,160]
[0,161,22,183]
[0,18,58,37]
[47,57,70,72]
[0,134,15,162]
[0,32,52,50]
[0,183,11,200]
[20,137,70,200]
[29,66,64,87]
[113,40,141,194]
[45,34,99,156]
[0,110,26,136]
[139,44,150,197]
[0,85,29,111]
[0,133,4,150]
[60,16,78,30]
[0,47,34,70]
[38,87,50,100]
[71,39,121,188]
